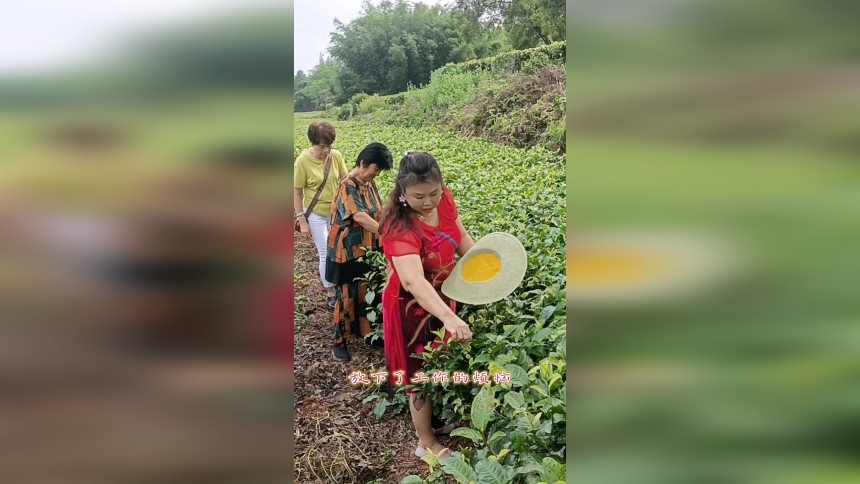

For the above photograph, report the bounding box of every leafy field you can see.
[294,112,566,483]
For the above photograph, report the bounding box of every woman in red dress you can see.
[379,151,476,460]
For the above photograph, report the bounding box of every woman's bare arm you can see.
[351,212,380,234]
[391,255,458,324]
[293,187,305,215]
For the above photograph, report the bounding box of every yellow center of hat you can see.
[567,250,667,283]
[463,253,502,282]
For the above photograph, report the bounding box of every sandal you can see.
[415,421,458,437]
[415,444,452,461]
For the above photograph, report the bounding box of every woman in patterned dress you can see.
[326,142,394,361]
[379,151,476,461]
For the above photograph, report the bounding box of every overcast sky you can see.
[0,0,285,77]
[0,0,453,79]
[294,0,448,75]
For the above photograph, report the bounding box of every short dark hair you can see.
[307,122,336,145]
[356,142,394,170]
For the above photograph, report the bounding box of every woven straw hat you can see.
[442,232,528,305]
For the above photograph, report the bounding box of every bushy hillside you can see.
[335,42,566,155]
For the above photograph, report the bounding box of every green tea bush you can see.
[521,52,552,75]
[336,103,352,120]
[438,41,565,77]
[412,70,482,122]
[385,92,407,105]
[330,43,567,154]
[358,94,389,115]
[348,92,369,114]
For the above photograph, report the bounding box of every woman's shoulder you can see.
[381,226,423,254]
[338,175,360,192]
[381,220,421,242]
[294,149,314,165]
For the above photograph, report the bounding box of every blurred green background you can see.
[568,1,860,483]
[0,3,293,483]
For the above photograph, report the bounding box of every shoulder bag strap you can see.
[303,152,334,219]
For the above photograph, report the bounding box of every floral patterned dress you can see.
[326,176,383,343]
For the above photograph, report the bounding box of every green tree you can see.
[294,70,316,112]
[294,56,341,112]
[328,0,465,99]
[453,0,565,49]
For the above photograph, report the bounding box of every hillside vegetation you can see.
[337,42,566,155]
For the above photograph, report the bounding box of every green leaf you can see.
[488,362,507,385]
[539,420,553,434]
[497,352,516,365]
[362,394,380,404]
[535,327,554,342]
[504,391,526,409]
[471,384,495,432]
[530,384,549,397]
[503,364,530,388]
[555,339,566,359]
[367,311,377,323]
[515,462,544,476]
[373,398,388,420]
[538,305,556,323]
[512,418,531,439]
[475,460,509,484]
[421,453,440,469]
[497,448,511,461]
[442,456,479,484]
[450,427,484,443]
[488,430,506,445]
[473,353,493,365]
[401,476,424,484]
[365,290,376,305]
[540,457,565,482]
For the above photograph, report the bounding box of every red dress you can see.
[381,188,461,396]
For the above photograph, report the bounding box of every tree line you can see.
[294,0,566,112]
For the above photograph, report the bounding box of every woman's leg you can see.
[305,211,334,296]
[410,393,449,455]
[333,281,356,341]
[331,283,351,361]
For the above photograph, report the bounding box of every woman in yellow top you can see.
[294,121,348,308]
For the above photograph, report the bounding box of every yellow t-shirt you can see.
[294,148,348,217]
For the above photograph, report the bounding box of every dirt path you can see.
[293,236,450,483]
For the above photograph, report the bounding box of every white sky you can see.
[0,0,287,77]
[294,0,448,76]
